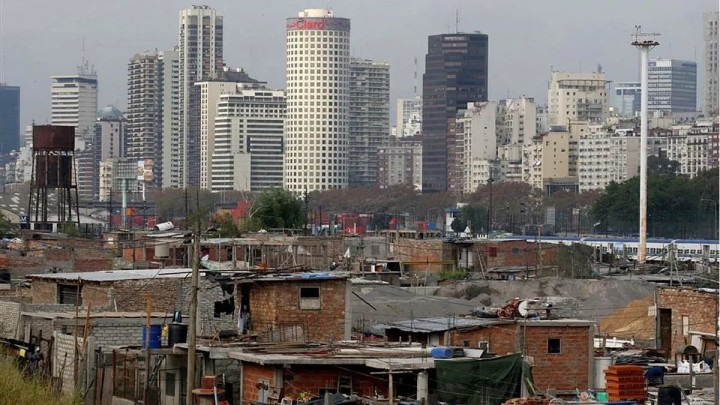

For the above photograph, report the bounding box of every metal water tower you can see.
[27,125,80,231]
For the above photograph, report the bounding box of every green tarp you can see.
[435,353,532,405]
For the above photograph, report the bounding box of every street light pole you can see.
[632,26,659,266]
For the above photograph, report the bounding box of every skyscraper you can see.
[0,84,20,153]
[50,64,98,139]
[172,5,223,188]
[422,33,488,193]
[127,52,161,162]
[704,11,719,116]
[284,9,351,193]
[349,58,390,188]
[648,59,697,114]
[193,67,260,190]
[212,85,286,192]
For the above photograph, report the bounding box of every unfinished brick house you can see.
[27,269,352,344]
[237,274,351,343]
[377,317,595,392]
[229,344,432,405]
[657,286,718,360]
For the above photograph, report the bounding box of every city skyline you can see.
[0,0,715,130]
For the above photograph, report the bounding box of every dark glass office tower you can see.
[0,85,20,153]
[422,34,488,193]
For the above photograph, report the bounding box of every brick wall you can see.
[281,365,388,398]
[182,278,237,337]
[86,318,168,348]
[112,278,182,312]
[657,287,719,356]
[31,279,57,304]
[243,278,350,343]
[520,323,592,391]
[81,284,111,308]
[241,362,389,404]
[393,239,448,272]
[53,331,83,395]
[449,324,518,356]
[241,362,277,403]
[474,240,559,269]
[0,300,21,339]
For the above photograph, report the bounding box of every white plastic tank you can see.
[154,222,174,232]
[154,244,170,259]
[594,357,613,389]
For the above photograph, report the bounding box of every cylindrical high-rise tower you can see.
[284,9,351,193]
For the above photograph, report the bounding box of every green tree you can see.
[459,204,487,233]
[591,169,719,238]
[251,188,304,231]
[211,212,242,238]
[450,216,464,233]
[647,155,681,177]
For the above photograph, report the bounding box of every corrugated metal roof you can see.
[27,268,194,282]
[28,269,348,283]
[374,317,508,333]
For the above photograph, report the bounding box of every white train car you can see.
[503,235,720,263]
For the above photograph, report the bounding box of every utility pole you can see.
[486,178,494,237]
[631,26,659,266]
[185,219,200,403]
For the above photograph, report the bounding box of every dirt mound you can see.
[598,296,655,340]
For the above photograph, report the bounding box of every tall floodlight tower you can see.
[631,26,659,265]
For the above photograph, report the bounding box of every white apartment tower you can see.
[173,5,223,189]
[456,102,497,193]
[377,135,422,190]
[127,53,161,162]
[160,50,180,189]
[396,97,422,137]
[284,9,351,193]
[127,50,178,188]
[497,97,536,145]
[193,67,260,190]
[704,11,719,116]
[548,71,609,127]
[211,86,286,192]
[349,58,390,188]
[50,64,98,139]
[578,130,640,192]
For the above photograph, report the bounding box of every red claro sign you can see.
[287,18,350,31]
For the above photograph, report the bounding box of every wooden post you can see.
[186,225,201,403]
[144,292,153,405]
[73,278,81,387]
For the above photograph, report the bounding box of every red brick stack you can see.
[605,365,646,402]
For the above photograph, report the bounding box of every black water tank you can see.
[657,385,682,405]
[0,269,10,283]
[168,323,188,347]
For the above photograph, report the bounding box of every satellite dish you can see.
[518,300,530,317]
[518,299,540,318]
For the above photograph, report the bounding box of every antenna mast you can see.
[413,57,418,97]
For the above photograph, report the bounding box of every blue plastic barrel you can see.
[430,347,454,359]
[142,325,162,349]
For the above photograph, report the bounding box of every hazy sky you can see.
[0,0,716,129]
